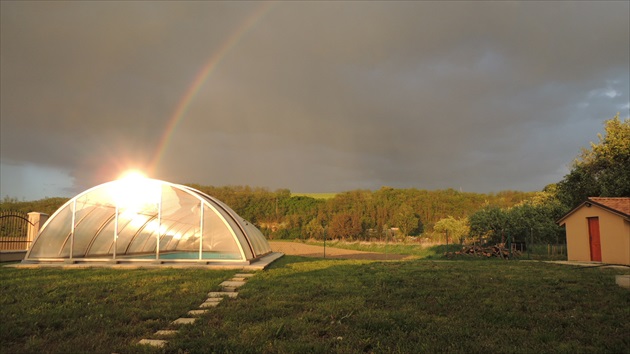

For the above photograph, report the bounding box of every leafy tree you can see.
[506,200,567,244]
[557,114,630,207]
[0,197,68,216]
[328,212,363,241]
[468,189,569,246]
[392,203,420,237]
[303,218,325,240]
[468,206,509,244]
[434,216,470,244]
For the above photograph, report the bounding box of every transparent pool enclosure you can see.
[24,178,272,264]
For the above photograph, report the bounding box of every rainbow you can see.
[148,2,275,174]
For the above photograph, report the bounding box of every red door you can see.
[588,217,602,262]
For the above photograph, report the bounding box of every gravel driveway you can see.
[269,241,408,260]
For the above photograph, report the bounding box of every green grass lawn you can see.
[303,240,463,258]
[1,259,628,353]
[0,267,234,353]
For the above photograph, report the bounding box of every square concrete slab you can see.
[138,339,168,347]
[200,301,220,308]
[231,277,246,282]
[220,280,246,288]
[154,330,178,336]
[172,317,196,325]
[188,309,209,316]
[208,291,238,298]
[616,275,630,289]
[234,273,255,278]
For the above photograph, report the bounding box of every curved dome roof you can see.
[25,178,271,264]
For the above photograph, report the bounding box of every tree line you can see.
[184,185,534,242]
[0,186,533,243]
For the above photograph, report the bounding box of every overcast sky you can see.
[1,1,629,201]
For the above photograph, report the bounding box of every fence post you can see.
[27,212,49,250]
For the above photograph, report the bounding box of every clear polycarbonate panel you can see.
[164,223,198,252]
[159,235,173,250]
[75,185,115,210]
[139,227,158,254]
[55,206,105,258]
[85,215,116,257]
[171,224,198,250]
[200,204,242,258]
[159,221,194,252]
[157,222,177,249]
[116,213,154,254]
[167,222,199,252]
[70,206,114,257]
[28,203,73,258]
[159,231,179,251]
[244,222,272,256]
[87,213,135,257]
[126,221,158,254]
[157,186,202,255]
[160,185,184,218]
[199,196,253,259]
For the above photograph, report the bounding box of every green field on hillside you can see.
[291,192,338,200]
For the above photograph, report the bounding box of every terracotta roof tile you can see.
[588,197,630,216]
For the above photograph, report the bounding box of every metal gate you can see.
[0,211,33,250]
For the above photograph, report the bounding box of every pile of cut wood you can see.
[444,244,520,259]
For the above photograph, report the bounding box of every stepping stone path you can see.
[138,272,256,348]
[154,330,178,337]
[207,291,238,298]
[617,274,630,289]
[188,309,209,315]
[138,339,168,348]
[172,317,197,325]
[200,298,222,308]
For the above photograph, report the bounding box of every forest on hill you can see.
[0,186,534,242]
[188,185,534,241]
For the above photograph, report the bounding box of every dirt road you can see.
[269,241,408,260]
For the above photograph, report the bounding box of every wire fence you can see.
[516,243,567,260]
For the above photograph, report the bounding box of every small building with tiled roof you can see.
[557,197,630,265]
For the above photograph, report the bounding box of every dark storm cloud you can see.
[1,1,628,199]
